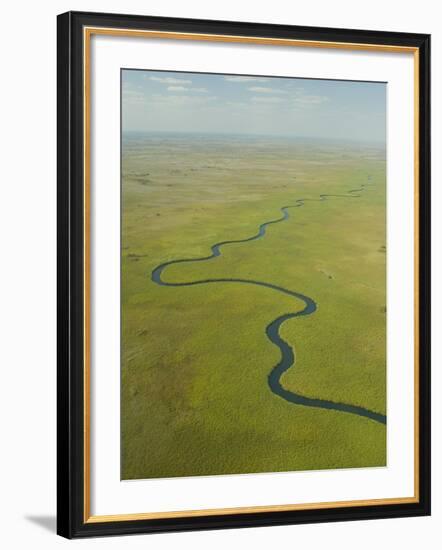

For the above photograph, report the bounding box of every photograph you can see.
[121,69,387,480]
[55,10,430,538]
[0,0,437,547]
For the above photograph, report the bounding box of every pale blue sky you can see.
[122,69,386,143]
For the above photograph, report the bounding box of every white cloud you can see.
[166,85,208,93]
[224,76,269,83]
[251,96,284,104]
[167,85,188,92]
[293,94,329,106]
[248,86,287,94]
[150,93,216,106]
[122,84,145,105]
[149,76,192,85]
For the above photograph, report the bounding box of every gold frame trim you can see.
[83,27,420,524]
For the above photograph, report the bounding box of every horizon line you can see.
[122,130,386,145]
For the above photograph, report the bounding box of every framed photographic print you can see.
[57,11,431,538]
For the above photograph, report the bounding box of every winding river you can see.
[151,177,386,426]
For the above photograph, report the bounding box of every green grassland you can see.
[121,133,386,480]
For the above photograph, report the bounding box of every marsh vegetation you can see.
[121,133,386,480]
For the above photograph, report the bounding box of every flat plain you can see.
[121,132,386,480]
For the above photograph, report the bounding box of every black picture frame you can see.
[57,10,431,539]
